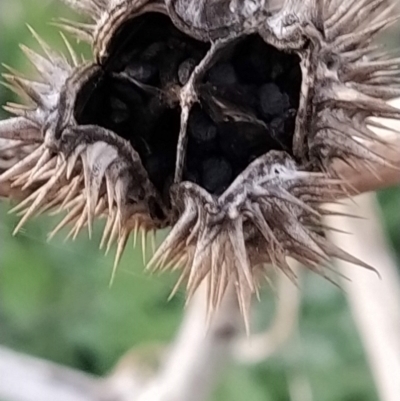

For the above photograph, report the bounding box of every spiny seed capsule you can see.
[0,0,399,326]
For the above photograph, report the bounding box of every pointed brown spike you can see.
[60,0,106,19]
[19,45,60,86]
[209,251,219,311]
[109,229,129,287]
[83,142,119,234]
[234,278,252,336]
[353,83,400,100]
[205,273,216,325]
[216,261,229,309]
[317,207,364,220]
[1,63,26,79]
[330,119,389,145]
[9,169,33,189]
[48,202,85,241]
[106,211,120,255]
[166,245,187,272]
[57,176,82,212]
[54,193,85,215]
[168,270,188,302]
[80,152,93,236]
[210,238,226,309]
[146,205,196,271]
[141,229,148,266]
[312,234,381,278]
[276,256,299,287]
[248,203,282,250]
[13,162,66,235]
[334,14,400,53]
[0,145,44,183]
[228,218,254,291]
[186,260,210,304]
[22,157,57,190]
[327,0,385,40]
[37,190,68,215]
[325,0,358,28]
[305,221,353,236]
[132,219,140,248]
[153,251,171,273]
[25,149,52,181]
[332,84,400,117]
[0,78,28,103]
[3,100,35,112]
[60,32,79,67]
[26,25,61,65]
[52,19,94,43]
[266,186,322,218]
[162,241,190,274]
[105,173,115,215]
[94,198,107,222]
[65,222,79,242]
[187,233,211,294]
[100,212,114,250]
[150,230,156,255]
[72,205,88,241]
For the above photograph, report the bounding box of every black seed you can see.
[124,61,158,84]
[159,52,184,87]
[207,63,238,86]
[218,122,267,166]
[178,58,196,85]
[157,37,190,87]
[201,157,233,195]
[188,107,218,150]
[258,83,290,120]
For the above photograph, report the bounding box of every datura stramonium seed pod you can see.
[0,0,399,321]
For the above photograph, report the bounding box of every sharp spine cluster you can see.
[146,151,375,327]
[0,0,399,324]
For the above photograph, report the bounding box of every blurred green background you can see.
[0,1,399,400]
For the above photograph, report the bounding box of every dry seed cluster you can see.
[76,14,301,201]
[0,0,399,323]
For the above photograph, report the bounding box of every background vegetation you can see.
[0,1,399,400]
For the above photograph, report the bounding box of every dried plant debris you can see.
[0,0,399,322]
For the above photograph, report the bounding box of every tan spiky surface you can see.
[0,0,399,324]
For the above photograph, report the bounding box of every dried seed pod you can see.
[0,0,399,323]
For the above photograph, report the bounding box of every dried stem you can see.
[234,263,302,363]
[325,194,400,401]
[137,283,241,401]
[0,346,102,401]
[0,284,242,401]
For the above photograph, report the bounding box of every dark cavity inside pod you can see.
[73,12,302,203]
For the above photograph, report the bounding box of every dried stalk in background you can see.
[326,196,400,401]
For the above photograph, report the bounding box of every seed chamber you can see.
[74,12,302,207]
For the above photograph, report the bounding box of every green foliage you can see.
[0,1,398,400]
